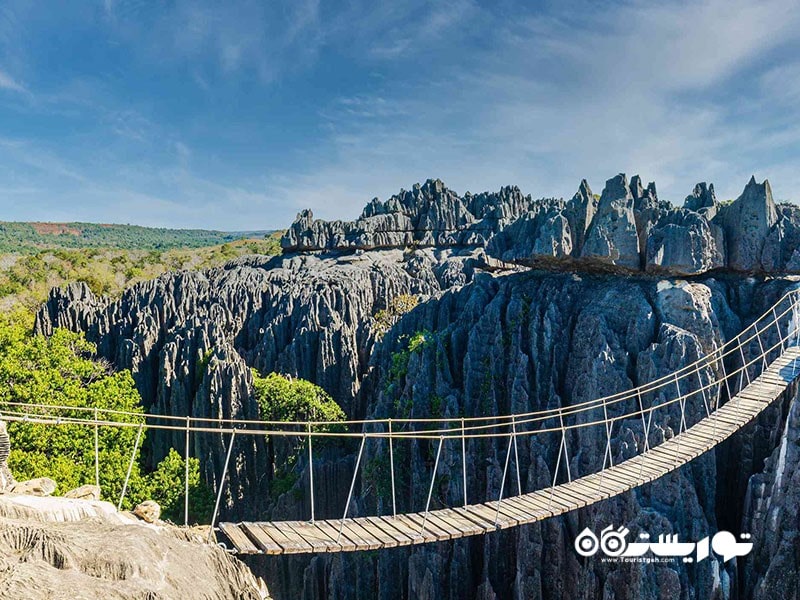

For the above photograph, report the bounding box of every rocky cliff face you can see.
[742,379,800,599]
[283,174,800,277]
[34,248,483,519]
[266,272,791,600]
[34,174,800,599]
[281,180,540,253]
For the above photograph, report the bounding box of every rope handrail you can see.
[2,288,798,438]
[0,310,796,441]
[1,289,798,439]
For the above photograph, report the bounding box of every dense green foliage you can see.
[0,221,273,253]
[143,448,215,524]
[252,371,346,424]
[388,330,433,384]
[0,311,212,522]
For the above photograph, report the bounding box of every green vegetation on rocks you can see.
[372,294,419,339]
[251,371,346,424]
[388,330,433,387]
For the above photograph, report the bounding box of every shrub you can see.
[251,371,345,424]
[372,294,419,338]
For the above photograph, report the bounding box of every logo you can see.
[574,526,753,563]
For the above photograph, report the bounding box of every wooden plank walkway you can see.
[219,346,800,555]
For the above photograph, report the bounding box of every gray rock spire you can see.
[721,176,778,272]
[581,173,641,269]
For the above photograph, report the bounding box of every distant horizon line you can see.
[0,219,279,236]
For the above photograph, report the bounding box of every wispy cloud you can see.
[0,68,25,93]
[269,0,800,220]
[359,0,480,59]
[101,0,324,85]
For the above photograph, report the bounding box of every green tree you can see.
[251,371,346,423]
[251,371,345,497]
[1,310,213,523]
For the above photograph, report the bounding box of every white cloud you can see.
[0,68,24,92]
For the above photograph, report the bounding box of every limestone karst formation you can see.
[32,174,800,600]
[283,174,797,276]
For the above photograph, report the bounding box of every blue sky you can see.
[1,0,800,230]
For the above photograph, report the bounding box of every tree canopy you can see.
[1,310,212,522]
[251,371,346,424]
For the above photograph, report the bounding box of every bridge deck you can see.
[219,346,800,555]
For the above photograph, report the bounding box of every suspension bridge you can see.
[2,289,800,555]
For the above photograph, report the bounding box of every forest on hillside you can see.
[0,221,271,253]
[0,233,281,309]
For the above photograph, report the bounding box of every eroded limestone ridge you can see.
[282,174,799,276]
[0,495,270,600]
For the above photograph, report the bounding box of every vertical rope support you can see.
[713,350,727,441]
[337,434,366,544]
[494,427,514,528]
[511,415,521,495]
[184,416,190,527]
[696,364,710,417]
[118,423,144,510]
[94,407,100,488]
[735,346,746,422]
[548,416,567,511]
[208,430,237,544]
[596,400,611,494]
[562,414,572,483]
[421,435,444,535]
[636,389,649,452]
[739,344,751,386]
[638,403,655,481]
[755,322,768,373]
[461,417,467,508]
[601,398,613,470]
[307,422,315,524]
[675,374,687,434]
[388,419,397,518]
[673,373,685,467]
[772,307,784,354]
[719,349,735,410]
